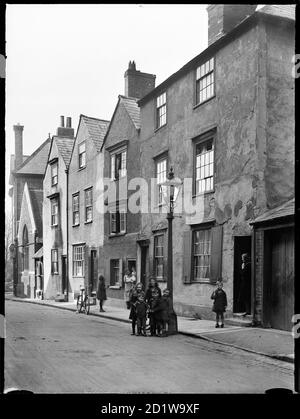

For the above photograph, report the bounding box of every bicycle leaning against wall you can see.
[76,284,90,315]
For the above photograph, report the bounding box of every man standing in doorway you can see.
[238,253,251,316]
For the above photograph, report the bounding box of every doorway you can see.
[140,246,148,289]
[264,228,294,330]
[90,250,98,293]
[61,256,67,294]
[233,236,252,313]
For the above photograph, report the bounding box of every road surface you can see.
[5,300,294,393]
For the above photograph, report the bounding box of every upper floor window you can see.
[51,198,59,226]
[196,57,215,105]
[51,162,58,186]
[194,134,214,194]
[72,193,80,226]
[51,249,59,274]
[156,92,167,129]
[110,209,126,235]
[78,142,86,169]
[156,157,167,206]
[85,188,93,223]
[110,149,127,180]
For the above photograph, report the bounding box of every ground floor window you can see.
[154,234,164,279]
[51,249,59,274]
[192,228,211,281]
[110,259,120,286]
[73,244,85,277]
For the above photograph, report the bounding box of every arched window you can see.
[22,225,29,271]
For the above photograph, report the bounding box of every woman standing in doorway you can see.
[97,275,107,312]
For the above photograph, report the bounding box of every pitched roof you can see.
[257,4,295,21]
[119,95,141,130]
[15,138,51,175]
[81,115,110,152]
[9,154,30,184]
[54,137,74,168]
[139,5,295,106]
[251,198,294,225]
[28,187,43,235]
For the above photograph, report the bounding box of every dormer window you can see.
[196,58,215,105]
[51,161,58,186]
[78,142,86,169]
[156,92,167,129]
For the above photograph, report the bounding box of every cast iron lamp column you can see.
[162,167,182,335]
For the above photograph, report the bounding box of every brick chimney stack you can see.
[207,4,257,46]
[57,115,74,138]
[124,61,156,99]
[13,123,24,170]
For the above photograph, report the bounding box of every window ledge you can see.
[154,123,167,133]
[193,95,215,110]
[109,233,126,238]
[190,280,211,284]
[72,224,80,227]
[78,166,86,172]
[109,285,122,290]
[51,224,59,228]
[192,190,215,199]
[84,220,93,225]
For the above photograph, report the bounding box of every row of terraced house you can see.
[9,4,295,330]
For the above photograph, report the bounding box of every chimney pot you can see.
[13,124,24,170]
[60,115,65,127]
[66,117,72,128]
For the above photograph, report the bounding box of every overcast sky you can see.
[5,4,264,212]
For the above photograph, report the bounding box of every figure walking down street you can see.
[152,288,170,337]
[97,275,107,312]
[211,281,227,328]
[129,282,145,335]
[124,268,136,309]
[238,253,251,316]
[145,278,162,336]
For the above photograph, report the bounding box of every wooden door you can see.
[270,228,294,331]
[90,250,98,293]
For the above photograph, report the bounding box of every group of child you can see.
[128,278,228,334]
[128,279,170,337]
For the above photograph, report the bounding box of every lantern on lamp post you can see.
[161,166,182,334]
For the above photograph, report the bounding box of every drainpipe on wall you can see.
[65,168,69,302]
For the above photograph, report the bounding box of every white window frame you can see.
[110,149,127,180]
[156,92,167,129]
[51,198,58,226]
[51,162,58,186]
[78,142,86,169]
[196,57,215,105]
[51,249,59,274]
[73,244,85,277]
[156,157,168,206]
[72,193,80,226]
[154,234,164,279]
[195,139,214,194]
[85,188,93,223]
[192,228,211,282]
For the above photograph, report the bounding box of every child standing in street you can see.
[135,294,148,336]
[211,281,227,328]
[152,288,170,337]
[129,282,144,335]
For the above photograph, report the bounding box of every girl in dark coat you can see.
[96,275,107,312]
[129,283,145,335]
[145,278,162,336]
[211,281,227,328]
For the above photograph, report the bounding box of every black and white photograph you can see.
[3,3,298,398]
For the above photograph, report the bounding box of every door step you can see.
[226,316,253,327]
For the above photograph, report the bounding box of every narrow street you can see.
[5,300,293,393]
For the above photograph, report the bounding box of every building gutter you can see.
[65,168,69,301]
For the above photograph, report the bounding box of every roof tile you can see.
[55,137,74,168]
[120,96,141,129]
[16,138,51,175]
[82,116,110,152]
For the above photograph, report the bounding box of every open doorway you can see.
[233,236,251,313]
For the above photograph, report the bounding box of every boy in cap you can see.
[135,294,148,336]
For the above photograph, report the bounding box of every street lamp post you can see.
[162,167,182,335]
